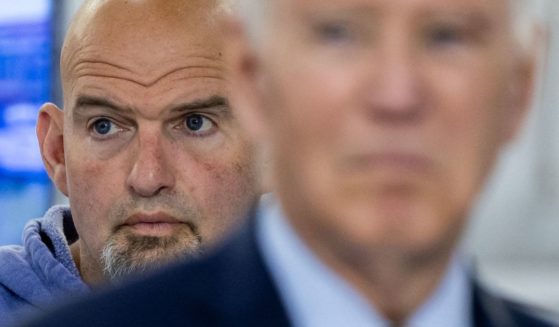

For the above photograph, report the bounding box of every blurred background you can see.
[0,0,55,245]
[464,0,559,311]
[0,0,558,313]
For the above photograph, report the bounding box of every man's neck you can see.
[70,242,106,286]
[258,199,467,326]
[336,253,451,325]
[297,228,454,324]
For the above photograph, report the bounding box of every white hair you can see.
[231,0,547,52]
[511,0,547,51]
[216,0,235,14]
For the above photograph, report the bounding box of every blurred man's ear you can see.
[37,103,68,196]
[222,16,275,193]
[221,14,268,141]
[504,28,546,143]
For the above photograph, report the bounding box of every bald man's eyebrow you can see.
[170,96,230,113]
[74,95,133,114]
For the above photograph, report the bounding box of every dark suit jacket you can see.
[21,219,557,327]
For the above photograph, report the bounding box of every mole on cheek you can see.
[201,161,216,173]
[83,163,103,176]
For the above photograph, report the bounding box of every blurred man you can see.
[26,0,557,326]
[0,0,259,325]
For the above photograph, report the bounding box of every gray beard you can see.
[101,229,202,282]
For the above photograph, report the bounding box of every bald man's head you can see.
[38,0,259,284]
[61,0,225,106]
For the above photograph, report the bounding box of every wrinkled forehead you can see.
[61,0,223,93]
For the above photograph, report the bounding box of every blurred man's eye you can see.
[424,24,470,48]
[183,114,215,135]
[313,21,357,44]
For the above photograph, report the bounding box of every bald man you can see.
[0,0,259,325]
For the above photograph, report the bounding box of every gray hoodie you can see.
[0,206,89,326]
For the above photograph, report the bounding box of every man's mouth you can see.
[121,212,188,236]
[347,151,433,173]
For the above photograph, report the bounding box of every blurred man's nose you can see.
[126,128,175,197]
[365,35,425,123]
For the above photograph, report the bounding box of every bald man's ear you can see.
[37,103,68,196]
[222,14,268,141]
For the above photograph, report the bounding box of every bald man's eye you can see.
[183,114,215,136]
[89,118,123,138]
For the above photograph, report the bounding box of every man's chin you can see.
[101,230,202,281]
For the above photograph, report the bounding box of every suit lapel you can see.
[472,278,558,327]
[208,214,292,326]
[472,279,519,327]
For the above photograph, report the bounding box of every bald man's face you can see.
[39,0,258,283]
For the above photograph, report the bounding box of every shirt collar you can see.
[256,194,472,327]
[408,250,472,327]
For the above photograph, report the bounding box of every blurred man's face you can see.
[237,0,532,261]
[44,0,258,282]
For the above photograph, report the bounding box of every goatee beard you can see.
[101,229,202,282]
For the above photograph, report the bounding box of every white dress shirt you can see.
[256,195,472,327]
